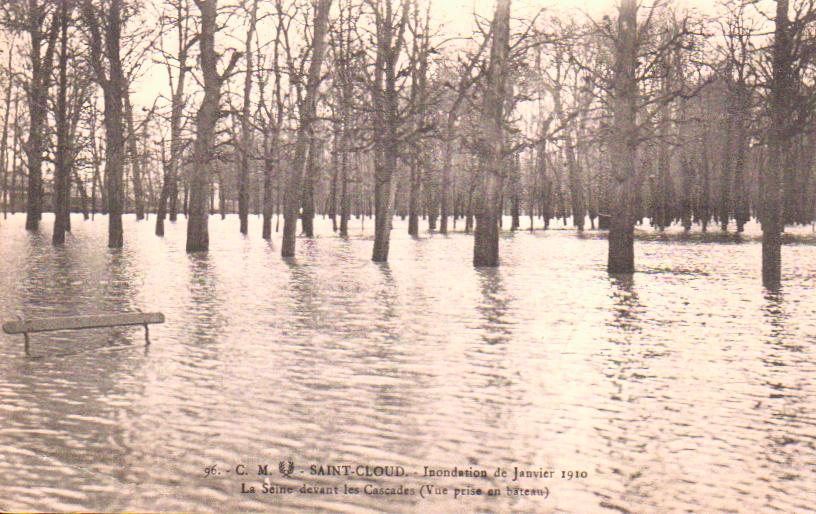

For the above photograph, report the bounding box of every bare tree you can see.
[0,33,16,219]
[237,0,258,235]
[541,21,588,231]
[472,0,511,267]
[328,0,361,237]
[407,0,430,237]
[762,0,792,287]
[2,1,60,230]
[52,0,70,244]
[81,0,129,247]
[366,0,409,262]
[186,0,242,252]
[281,0,332,257]
[258,0,288,240]
[606,0,638,273]
[155,0,193,236]
[438,23,487,235]
[124,94,146,220]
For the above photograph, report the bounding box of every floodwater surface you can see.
[0,213,814,513]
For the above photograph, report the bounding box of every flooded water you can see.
[0,213,814,513]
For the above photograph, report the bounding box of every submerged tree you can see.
[1,1,59,231]
[365,0,410,262]
[759,0,816,287]
[762,0,792,288]
[237,0,258,236]
[606,0,639,274]
[472,0,511,267]
[52,0,70,244]
[185,0,241,252]
[258,0,289,240]
[81,0,129,247]
[155,0,193,236]
[281,0,332,257]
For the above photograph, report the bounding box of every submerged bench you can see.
[2,312,165,354]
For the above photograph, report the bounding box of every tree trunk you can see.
[465,178,475,233]
[73,168,89,220]
[370,0,408,263]
[169,172,180,221]
[125,95,145,220]
[186,0,234,252]
[762,0,791,288]
[25,11,60,231]
[733,86,750,233]
[656,64,672,231]
[218,171,226,219]
[679,98,693,232]
[553,87,585,231]
[328,131,339,231]
[238,0,257,235]
[720,105,734,232]
[164,19,190,226]
[439,116,455,234]
[82,0,128,247]
[607,0,638,274]
[281,0,332,257]
[0,37,14,219]
[9,111,21,214]
[700,130,712,232]
[104,99,125,248]
[156,139,170,235]
[262,128,277,240]
[301,135,319,237]
[167,4,192,226]
[105,3,126,248]
[408,154,420,236]
[473,0,511,267]
[53,0,70,244]
[262,11,284,240]
[182,181,188,217]
[425,166,437,230]
[372,143,397,261]
[339,133,350,236]
[88,103,102,217]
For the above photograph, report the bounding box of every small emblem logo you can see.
[279,461,295,477]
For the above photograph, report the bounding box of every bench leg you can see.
[23,332,30,356]
[144,323,150,346]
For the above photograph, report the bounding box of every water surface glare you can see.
[0,213,814,513]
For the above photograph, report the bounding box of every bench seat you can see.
[2,312,165,355]
[2,313,165,334]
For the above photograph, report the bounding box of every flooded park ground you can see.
[0,213,814,513]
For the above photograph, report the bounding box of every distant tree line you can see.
[0,0,815,287]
